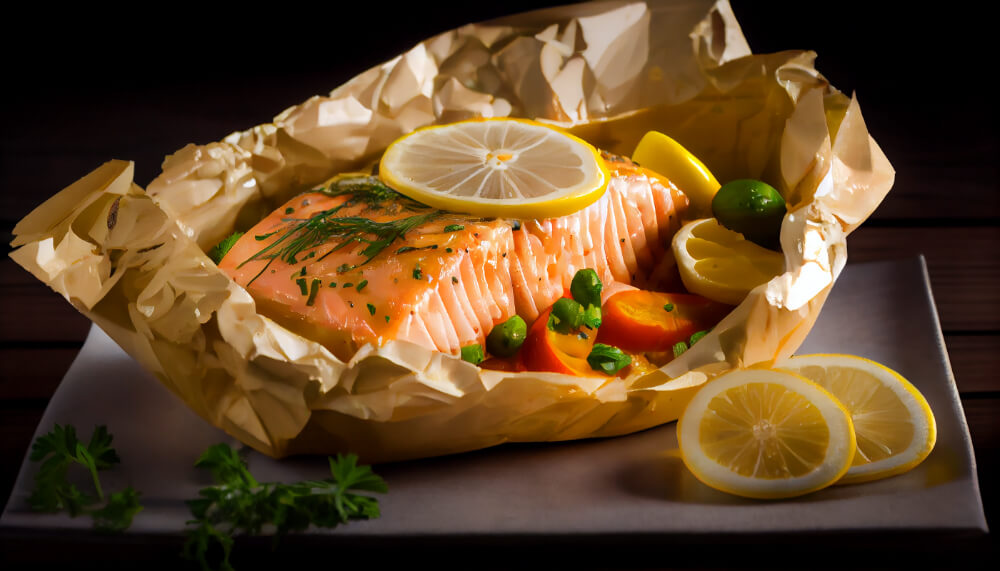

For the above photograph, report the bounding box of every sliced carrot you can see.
[596,290,730,352]
[521,305,601,376]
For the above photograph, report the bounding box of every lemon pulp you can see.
[379,118,609,219]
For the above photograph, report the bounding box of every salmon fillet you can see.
[218,157,688,360]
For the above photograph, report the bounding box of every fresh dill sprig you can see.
[238,177,441,285]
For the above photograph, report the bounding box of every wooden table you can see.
[2,2,997,567]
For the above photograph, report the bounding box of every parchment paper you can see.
[8,0,895,461]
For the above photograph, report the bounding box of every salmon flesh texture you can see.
[218,159,688,361]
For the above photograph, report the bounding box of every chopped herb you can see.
[284,207,295,214]
[689,330,708,345]
[445,248,453,253]
[183,444,385,571]
[343,282,354,288]
[385,315,391,323]
[239,182,440,285]
[367,303,376,316]
[663,303,675,312]
[444,224,465,232]
[587,344,631,375]
[303,251,316,260]
[673,342,688,358]
[295,277,308,296]
[452,276,459,284]
[254,231,277,241]
[329,282,337,288]
[298,267,307,277]
[413,266,422,280]
[396,246,417,254]
[306,279,321,306]
[356,280,368,292]
[208,232,244,265]
[460,344,485,365]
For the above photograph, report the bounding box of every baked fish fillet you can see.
[218,157,688,360]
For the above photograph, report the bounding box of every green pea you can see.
[548,297,584,334]
[570,268,602,308]
[486,315,527,357]
[460,344,485,365]
[711,179,786,250]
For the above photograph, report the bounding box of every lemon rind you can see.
[782,353,937,485]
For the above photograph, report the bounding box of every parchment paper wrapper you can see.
[9,0,894,462]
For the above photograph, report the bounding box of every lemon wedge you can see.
[780,354,937,485]
[379,118,609,218]
[671,217,784,305]
[677,368,856,499]
[631,131,720,218]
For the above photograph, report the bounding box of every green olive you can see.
[711,179,786,250]
[486,315,527,357]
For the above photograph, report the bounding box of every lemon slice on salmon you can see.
[678,368,856,499]
[379,118,609,218]
[779,354,937,485]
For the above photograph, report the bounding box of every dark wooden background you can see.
[1,1,996,567]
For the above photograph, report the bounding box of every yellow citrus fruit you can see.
[631,131,720,218]
[671,217,784,305]
[677,368,856,499]
[379,118,609,218]
[779,354,937,485]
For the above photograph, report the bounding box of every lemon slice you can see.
[379,118,610,218]
[631,131,720,218]
[677,368,856,499]
[671,217,784,305]
[780,354,937,485]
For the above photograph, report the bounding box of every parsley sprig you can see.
[27,424,142,532]
[183,443,387,571]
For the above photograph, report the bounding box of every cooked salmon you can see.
[218,157,688,360]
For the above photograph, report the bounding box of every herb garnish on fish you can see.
[239,176,442,285]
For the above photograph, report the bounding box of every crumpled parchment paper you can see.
[9,0,894,462]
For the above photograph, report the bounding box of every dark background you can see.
[2,0,997,567]
[2,0,995,205]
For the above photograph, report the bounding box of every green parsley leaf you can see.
[443,224,465,232]
[27,424,141,532]
[183,443,386,571]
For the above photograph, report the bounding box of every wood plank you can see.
[945,335,1000,394]
[848,226,1000,331]
[0,285,91,343]
[0,348,79,400]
